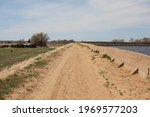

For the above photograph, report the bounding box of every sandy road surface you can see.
[7,43,150,100]
[26,44,111,100]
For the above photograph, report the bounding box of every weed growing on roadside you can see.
[99,71,107,75]
[25,64,34,69]
[91,56,95,60]
[104,81,110,88]
[34,60,48,68]
[93,50,99,54]
[35,57,42,61]
[102,54,111,61]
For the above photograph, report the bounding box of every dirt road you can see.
[7,43,150,100]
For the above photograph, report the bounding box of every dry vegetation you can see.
[0,47,65,99]
[0,43,150,100]
[0,48,53,99]
[0,48,53,71]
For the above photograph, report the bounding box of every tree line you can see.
[112,37,150,43]
[0,32,75,48]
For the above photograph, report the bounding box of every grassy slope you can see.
[0,59,50,100]
[0,48,57,100]
[0,48,53,71]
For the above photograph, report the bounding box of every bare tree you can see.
[31,32,50,47]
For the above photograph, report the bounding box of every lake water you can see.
[113,46,150,56]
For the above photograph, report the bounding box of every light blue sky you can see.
[0,0,150,41]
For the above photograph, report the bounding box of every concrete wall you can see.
[84,43,150,78]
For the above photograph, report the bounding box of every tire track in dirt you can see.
[50,44,111,99]
[26,44,112,100]
[7,43,150,100]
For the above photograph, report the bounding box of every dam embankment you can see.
[83,43,150,78]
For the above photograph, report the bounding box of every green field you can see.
[0,47,53,71]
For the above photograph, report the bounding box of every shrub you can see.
[0,45,9,48]
[93,50,99,53]
[31,32,50,47]
[102,54,111,60]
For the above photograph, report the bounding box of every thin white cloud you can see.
[0,0,150,40]
[88,0,150,27]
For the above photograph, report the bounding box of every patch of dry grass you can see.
[0,69,38,99]
[0,48,53,71]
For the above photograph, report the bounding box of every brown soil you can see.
[6,43,150,100]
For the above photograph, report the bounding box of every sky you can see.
[0,0,150,41]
